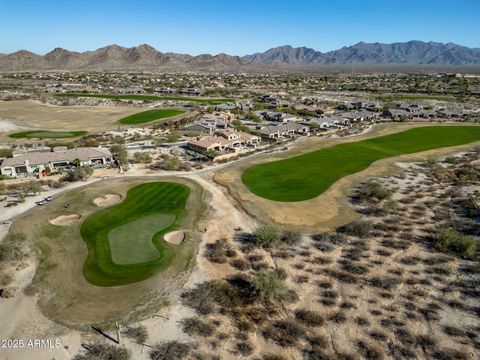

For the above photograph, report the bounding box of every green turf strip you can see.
[9,130,87,139]
[81,182,190,286]
[108,213,175,265]
[242,126,480,202]
[118,108,186,124]
[55,93,234,105]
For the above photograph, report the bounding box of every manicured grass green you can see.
[55,93,234,105]
[373,94,457,102]
[108,213,175,265]
[118,108,186,124]
[242,126,480,202]
[81,182,190,286]
[9,130,87,139]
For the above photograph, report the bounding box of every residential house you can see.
[259,123,309,139]
[0,147,113,177]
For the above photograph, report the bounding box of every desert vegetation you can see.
[172,148,480,359]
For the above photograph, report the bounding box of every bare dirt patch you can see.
[93,194,122,207]
[49,213,81,226]
[164,230,186,245]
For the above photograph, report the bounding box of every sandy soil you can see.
[48,213,81,226]
[164,230,186,245]
[93,193,122,207]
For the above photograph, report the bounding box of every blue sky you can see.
[0,0,479,55]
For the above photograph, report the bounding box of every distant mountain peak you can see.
[0,41,479,71]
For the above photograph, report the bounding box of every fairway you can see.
[118,108,186,124]
[9,130,87,139]
[242,126,480,202]
[81,182,191,286]
[108,213,175,265]
[55,93,235,105]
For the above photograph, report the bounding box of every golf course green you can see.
[9,130,87,139]
[81,182,191,286]
[242,126,480,202]
[118,108,186,124]
[55,93,234,105]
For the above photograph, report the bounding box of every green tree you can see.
[253,270,290,304]
[252,225,282,248]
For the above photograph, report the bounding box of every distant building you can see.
[187,131,260,154]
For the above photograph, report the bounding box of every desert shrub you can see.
[150,341,191,360]
[369,330,388,342]
[122,325,148,343]
[312,232,347,244]
[61,166,93,182]
[252,225,282,248]
[443,325,465,337]
[433,227,477,258]
[205,239,236,263]
[369,276,400,290]
[234,341,254,356]
[294,309,324,327]
[338,220,373,237]
[262,355,287,360]
[281,228,302,245]
[356,340,385,360]
[253,269,292,304]
[340,260,369,275]
[432,348,470,360]
[180,317,215,337]
[357,182,392,202]
[329,311,347,324]
[262,320,305,347]
[73,343,130,360]
[132,151,152,163]
[180,280,241,315]
[230,259,249,270]
[355,317,370,326]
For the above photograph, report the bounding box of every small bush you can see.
[150,341,191,360]
[338,220,373,237]
[205,239,236,263]
[252,225,282,248]
[281,228,302,245]
[262,320,305,347]
[180,317,215,337]
[433,227,476,258]
[294,309,324,327]
[358,182,392,202]
[122,325,148,343]
[73,343,130,360]
[253,270,292,304]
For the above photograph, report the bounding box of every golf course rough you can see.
[118,108,186,124]
[81,182,191,286]
[242,126,480,202]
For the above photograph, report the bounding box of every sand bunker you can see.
[93,194,122,207]
[49,213,81,226]
[164,230,186,245]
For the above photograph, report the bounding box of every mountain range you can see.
[1,41,479,71]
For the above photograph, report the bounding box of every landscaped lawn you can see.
[242,126,480,202]
[118,108,186,124]
[55,93,235,105]
[81,182,190,286]
[9,130,87,139]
